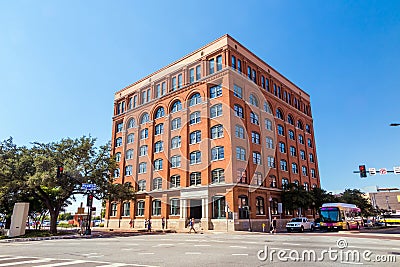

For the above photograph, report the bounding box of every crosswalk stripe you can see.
[0,258,51,266]
[33,260,86,267]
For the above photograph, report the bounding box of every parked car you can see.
[286,217,314,232]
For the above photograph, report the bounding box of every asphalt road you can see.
[1,230,400,266]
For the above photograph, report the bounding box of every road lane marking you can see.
[0,258,51,266]
[33,260,87,267]
[185,252,201,255]
[232,254,248,256]
[138,253,155,255]
[194,244,210,247]
[229,245,247,249]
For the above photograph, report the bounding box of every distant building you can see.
[106,34,320,231]
[369,190,400,212]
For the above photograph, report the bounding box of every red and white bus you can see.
[319,203,363,231]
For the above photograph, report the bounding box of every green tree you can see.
[0,136,135,234]
[281,183,313,216]
[337,189,375,216]
[0,138,35,228]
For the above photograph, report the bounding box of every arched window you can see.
[138,180,146,191]
[152,178,162,190]
[189,93,201,106]
[287,115,294,125]
[170,100,182,113]
[116,137,122,147]
[154,141,164,153]
[211,168,225,183]
[154,107,165,119]
[297,120,304,130]
[304,182,309,191]
[271,198,278,215]
[127,133,134,143]
[294,180,300,187]
[306,124,311,133]
[292,163,298,174]
[126,149,133,160]
[190,172,201,186]
[276,109,284,120]
[170,175,180,188]
[282,178,289,189]
[171,136,181,149]
[256,197,265,215]
[128,118,135,128]
[154,158,163,171]
[115,152,121,162]
[264,102,272,114]
[140,113,149,124]
[249,94,259,107]
[265,119,272,131]
[269,175,277,188]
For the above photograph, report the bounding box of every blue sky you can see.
[1,0,400,211]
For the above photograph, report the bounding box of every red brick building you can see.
[105,35,320,231]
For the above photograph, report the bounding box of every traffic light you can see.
[87,194,94,207]
[359,165,367,178]
[56,166,64,178]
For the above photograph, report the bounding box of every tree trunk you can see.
[49,211,58,234]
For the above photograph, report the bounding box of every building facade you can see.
[106,35,320,231]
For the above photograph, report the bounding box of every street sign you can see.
[369,168,376,175]
[394,166,400,175]
[82,183,97,190]
[379,168,387,175]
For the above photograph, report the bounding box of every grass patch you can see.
[0,229,74,239]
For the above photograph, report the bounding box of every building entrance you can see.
[189,199,202,219]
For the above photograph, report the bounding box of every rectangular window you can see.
[210,84,222,98]
[123,202,130,217]
[251,132,260,144]
[190,172,201,186]
[116,123,123,133]
[211,146,224,160]
[141,91,147,104]
[190,131,201,144]
[212,196,226,219]
[171,118,181,130]
[139,163,147,174]
[190,151,201,164]
[133,95,137,107]
[178,74,182,88]
[209,59,215,74]
[253,152,261,165]
[233,84,242,98]
[161,82,166,96]
[172,77,177,91]
[236,147,246,161]
[237,59,242,72]
[247,66,251,79]
[210,104,222,118]
[234,105,244,118]
[231,55,236,69]
[156,84,161,98]
[196,65,201,80]
[216,55,222,71]
[189,68,194,83]
[171,156,181,168]
[261,76,265,89]
[137,201,145,216]
[265,78,269,91]
[252,69,256,83]
[235,125,245,139]
[170,199,180,215]
[268,156,275,168]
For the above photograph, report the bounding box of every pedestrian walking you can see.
[145,219,148,229]
[147,219,152,232]
[270,217,277,234]
[188,218,197,233]
[161,217,165,230]
[129,219,133,228]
